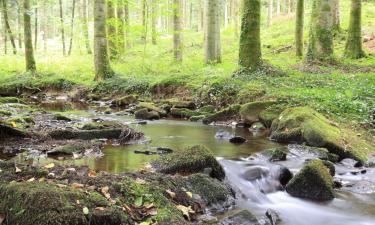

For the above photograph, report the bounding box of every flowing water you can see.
[9,109,375,225]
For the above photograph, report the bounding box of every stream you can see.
[8,108,375,225]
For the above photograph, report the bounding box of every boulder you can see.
[198,105,216,114]
[261,147,288,162]
[265,209,281,225]
[81,121,122,130]
[220,210,260,225]
[278,166,293,186]
[240,101,277,125]
[134,108,160,120]
[111,95,138,107]
[203,105,241,124]
[0,124,28,139]
[270,107,374,162]
[286,160,334,201]
[138,102,167,116]
[151,145,225,180]
[170,107,201,119]
[242,166,270,181]
[250,122,266,132]
[229,136,247,144]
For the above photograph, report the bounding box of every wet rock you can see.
[278,166,293,186]
[138,102,167,116]
[215,130,233,140]
[270,107,373,163]
[262,147,287,162]
[340,158,363,168]
[170,107,201,119]
[134,108,160,120]
[81,121,122,130]
[229,136,247,144]
[220,210,261,225]
[250,122,266,132]
[342,180,375,194]
[151,145,225,180]
[203,104,241,125]
[242,166,270,181]
[47,144,86,156]
[111,95,138,107]
[286,159,334,201]
[54,113,72,121]
[288,144,339,163]
[322,160,336,176]
[265,209,281,225]
[198,105,216,114]
[240,101,277,125]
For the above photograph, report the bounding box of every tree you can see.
[239,0,262,70]
[151,0,157,45]
[94,0,113,81]
[1,0,17,54]
[173,0,183,62]
[68,0,76,55]
[81,0,92,54]
[59,0,66,55]
[306,0,334,61]
[124,0,130,47]
[333,0,340,32]
[204,0,221,64]
[295,0,304,57]
[117,0,126,53]
[107,0,117,59]
[267,0,273,27]
[23,0,36,72]
[344,0,365,59]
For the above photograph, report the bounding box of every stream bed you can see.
[7,109,375,225]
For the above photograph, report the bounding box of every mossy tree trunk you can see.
[204,0,221,64]
[59,0,66,55]
[124,0,130,48]
[107,0,117,60]
[239,0,262,70]
[82,0,92,54]
[1,0,17,54]
[23,0,36,72]
[267,0,273,27]
[117,0,125,53]
[173,0,183,62]
[151,0,157,45]
[295,0,304,57]
[68,0,76,56]
[94,0,113,81]
[332,0,340,32]
[344,0,365,59]
[306,0,334,62]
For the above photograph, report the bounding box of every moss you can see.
[48,129,123,140]
[197,105,215,114]
[48,144,86,156]
[163,99,196,109]
[262,147,288,161]
[0,97,22,104]
[112,95,138,107]
[152,145,225,180]
[237,83,266,104]
[0,123,28,139]
[286,159,334,201]
[170,107,201,119]
[202,104,241,124]
[259,109,282,128]
[138,102,166,115]
[80,121,121,130]
[55,114,72,121]
[189,115,206,122]
[239,101,277,125]
[134,108,160,120]
[270,107,374,162]
[0,109,12,116]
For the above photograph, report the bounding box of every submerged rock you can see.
[229,136,247,144]
[220,210,260,225]
[286,159,334,201]
[242,166,270,181]
[151,145,225,180]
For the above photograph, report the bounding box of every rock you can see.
[250,122,266,131]
[151,145,225,180]
[215,130,233,140]
[0,124,28,139]
[54,114,72,121]
[156,147,174,154]
[0,109,11,116]
[242,166,270,181]
[265,209,281,225]
[278,166,293,186]
[134,108,160,120]
[270,107,373,162]
[340,158,363,168]
[81,121,122,130]
[262,147,288,162]
[198,105,216,114]
[171,100,196,109]
[203,104,241,125]
[240,101,277,125]
[111,95,138,107]
[220,210,261,225]
[286,160,334,201]
[322,160,336,176]
[229,136,247,144]
[138,102,167,116]
[189,115,206,122]
[47,144,86,157]
[170,107,201,119]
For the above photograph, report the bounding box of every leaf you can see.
[134,196,143,207]
[82,207,89,215]
[71,183,84,189]
[27,177,35,182]
[88,170,97,177]
[101,186,111,199]
[95,207,106,211]
[44,163,55,169]
[11,122,17,128]
[139,222,151,225]
[165,189,176,199]
[176,205,195,221]
[15,166,21,173]
[186,191,193,198]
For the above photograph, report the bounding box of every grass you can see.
[0,1,374,126]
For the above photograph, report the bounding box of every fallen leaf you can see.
[15,166,21,173]
[38,177,45,182]
[134,196,143,207]
[27,177,35,182]
[44,163,55,169]
[95,207,106,211]
[165,189,176,199]
[139,222,151,225]
[0,169,2,173]
[186,192,193,198]
[76,200,80,205]
[101,186,111,199]
[48,173,55,178]
[72,183,84,189]
[56,184,67,188]
[88,170,97,177]
[83,207,89,215]
[11,121,17,128]
[176,205,195,221]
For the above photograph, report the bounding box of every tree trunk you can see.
[332,0,340,32]
[141,0,147,43]
[124,0,130,47]
[205,0,221,64]
[107,0,117,59]
[82,0,92,54]
[239,0,262,70]
[173,0,183,62]
[295,0,304,56]
[59,0,66,55]
[233,0,239,37]
[1,0,17,54]
[344,0,364,59]
[23,0,36,72]
[151,0,157,45]
[306,0,334,61]
[68,0,76,55]
[117,0,126,53]
[267,0,273,27]
[94,0,113,81]
[34,5,38,50]
[276,0,281,15]
[43,0,48,52]
[17,1,23,49]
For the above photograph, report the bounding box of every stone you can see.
[242,166,270,181]
[240,101,277,125]
[229,136,247,144]
[220,210,260,225]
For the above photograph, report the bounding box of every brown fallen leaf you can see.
[0,213,4,224]
[88,170,97,177]
[123,203,158,221]
[176,205,195,221]
[44,163,55,169]
[15,166,21,173]
[71,183,84,189]
[27,177,35,182]
[186,192,193,198]
[101,186,111,199]
[166,189,176,199]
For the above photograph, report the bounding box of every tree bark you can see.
[332,0,340,32]
[141,0,147,43]
[23,0,36,72]
[68,0,76,55]
[124,0,130,47]
[82,0,92,54]
[59,0,66,55]
[117,0,126,53]
[295,0,304,56]
[107,0,117,59]
[94,0,113,81]
[205,0,221,64]
[344,0,364,58]
[34,5,38,50]
[17,1,23,49]
[267,0,273,27]
[239,0,262,70]
[151,0,157,45]
[1,0,17,54]
[306,0,334,61]
[173,0,183,62]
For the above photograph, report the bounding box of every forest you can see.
[0,0,374,224]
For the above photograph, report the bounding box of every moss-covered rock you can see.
[152,145,225,180]
[189,115,206,122]
[262,147,288,161]
[138,102,167,116]
[270,107,374,162]
[134,108,160,120]
[220,210,260,225]
[198,105,216,114]
[169,100,196,109]
[81,121,122,130]
[239,101,277,125]
[170,107,201,119]
[54,113,72,121]
[202,104,241,124]
[259,109,281,128]
[0,123,28,139]
[47,144,87,156]
[112,95,138,107]
[0,97,22,104]
[286,159,334,201]
[237,83,266,104]
[0,109,12,116]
